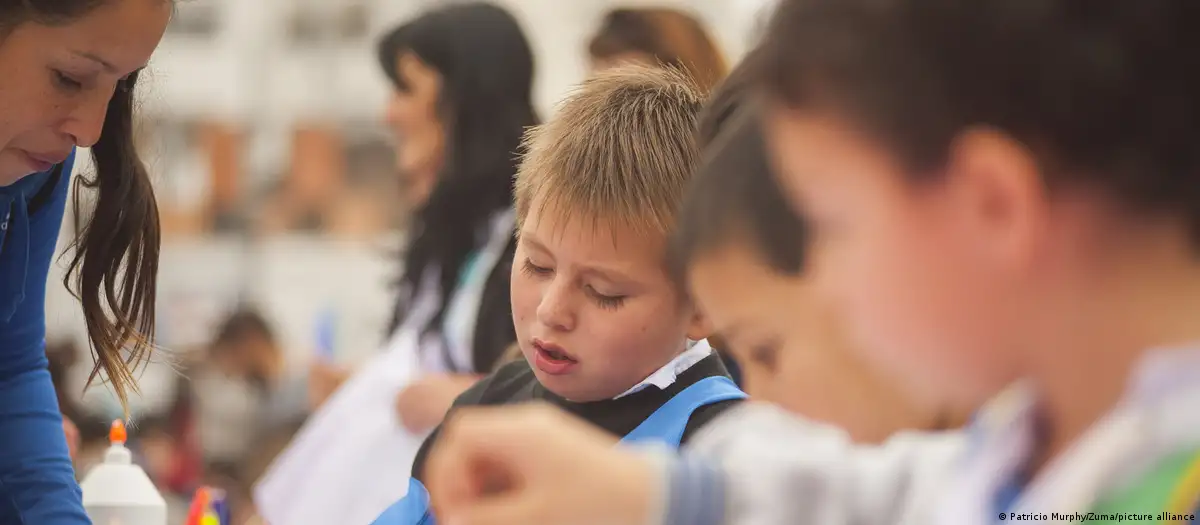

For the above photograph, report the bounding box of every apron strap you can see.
[621,375,746,448]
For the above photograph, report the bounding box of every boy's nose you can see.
[535,283,576,332]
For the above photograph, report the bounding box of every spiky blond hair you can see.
[514,65,705,237]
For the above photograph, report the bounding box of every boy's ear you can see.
[685,306,714,341]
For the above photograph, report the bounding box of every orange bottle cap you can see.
[109,419,127,445]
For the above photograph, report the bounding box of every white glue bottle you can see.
[79,420,168,525]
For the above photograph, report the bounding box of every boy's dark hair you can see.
[669,56,807,289]
[696,49,762,147]
[758,0,1200,242]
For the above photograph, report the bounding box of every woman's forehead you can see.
[34,0,171,75]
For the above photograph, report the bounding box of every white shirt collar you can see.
[613,339,714,399]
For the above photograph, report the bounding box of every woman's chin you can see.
[0,160,34,187]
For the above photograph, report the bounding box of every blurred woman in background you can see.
[307,1,538,430]
[377,1,537,405]
[588,7,728,92]
[257,4,538,524]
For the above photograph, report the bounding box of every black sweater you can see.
[411,352,743,482]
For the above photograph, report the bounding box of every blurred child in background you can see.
[193,309,283,467]
[110,308,285,521]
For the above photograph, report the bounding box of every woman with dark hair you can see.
[377,2,537,432]
[0,0,170,522]
[588,7,728,92]
[305,0,537,430]
[255,4,537,524]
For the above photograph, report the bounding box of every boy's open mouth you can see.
[532,340,578,375]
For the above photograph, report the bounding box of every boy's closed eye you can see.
[521,258,553,277]
[747,340,781,371]
[585,285,626,310]
[520,258,628,310]
[717,320,780,368]
[726,333,781,372]
[802,205,844,238]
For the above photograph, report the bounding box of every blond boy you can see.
[370,65,746,525]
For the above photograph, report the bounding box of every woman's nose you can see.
[61,90,110,148]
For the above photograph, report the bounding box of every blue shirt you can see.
[0,150,91,524]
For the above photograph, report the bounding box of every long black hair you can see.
[377,2,538,370]
[2,1,163,413]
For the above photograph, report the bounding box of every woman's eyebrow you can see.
[71,51,119,73]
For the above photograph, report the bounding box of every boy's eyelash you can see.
[520,259,552,277]
[587,286,626,310]
[521,258,626,309]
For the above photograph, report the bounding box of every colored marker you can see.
[315,307,337,362]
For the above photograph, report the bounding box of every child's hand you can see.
[425,403,659,525]
[395,374,479,433]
